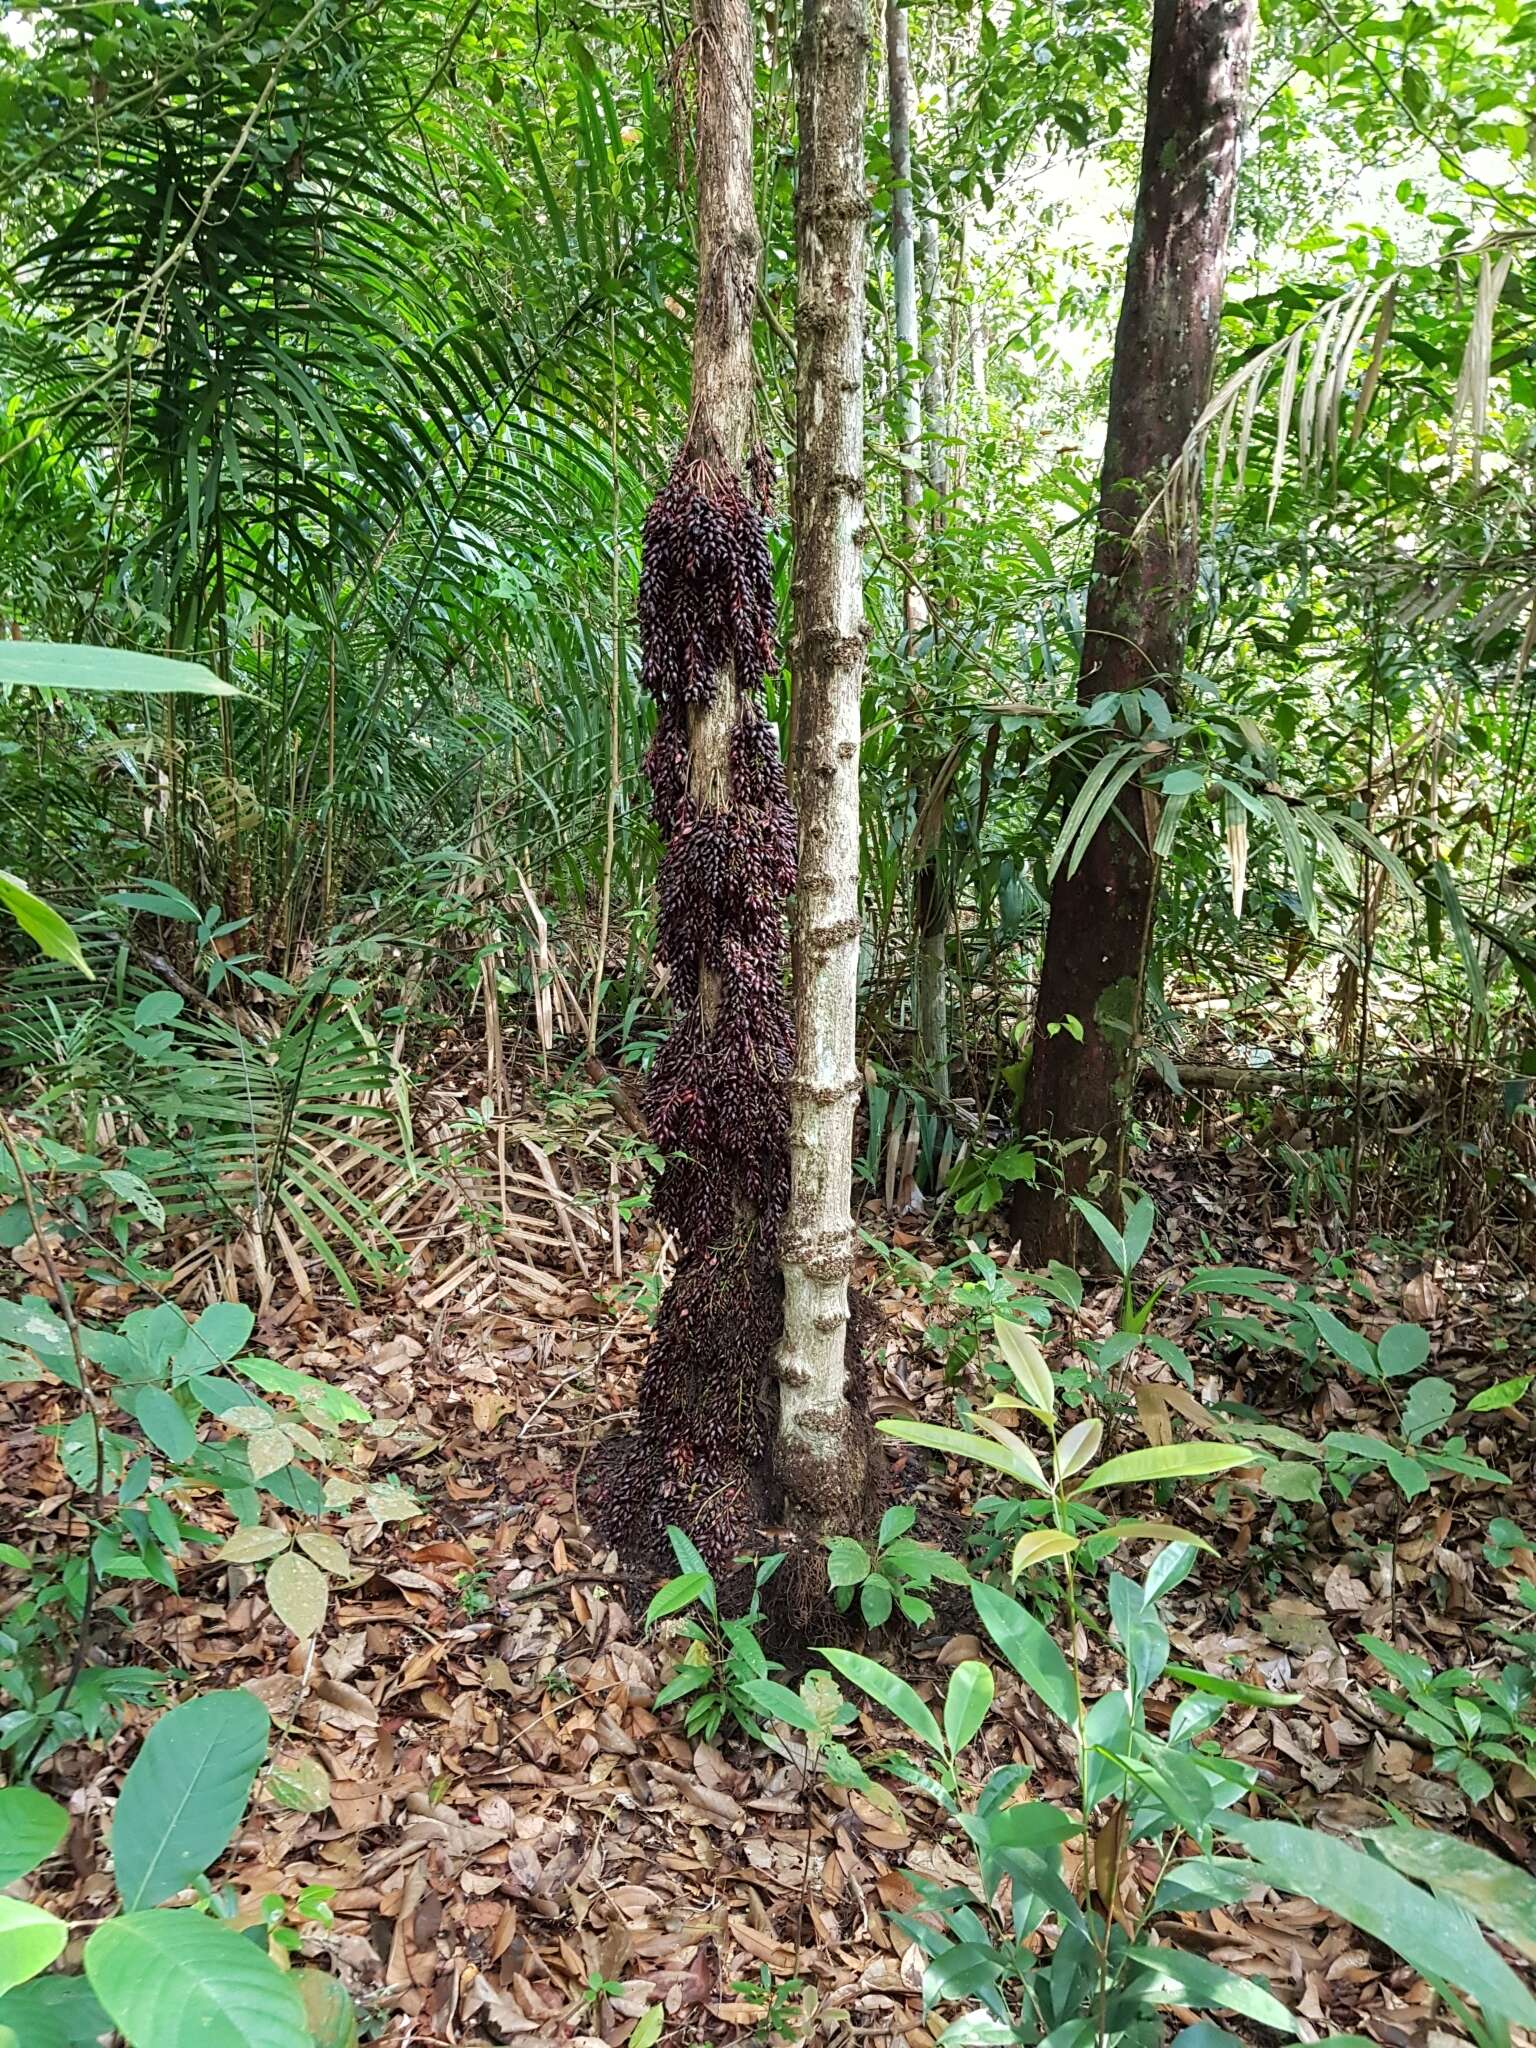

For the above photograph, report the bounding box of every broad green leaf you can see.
[645,1571,709,1626]
[134,1388,197,1463]
[0,1787,69,1885]
[85,1911,308,2048]
[1229,1818,1536,2027]
[0,644,236,697]
[1469,1375,1530,1413]
[1297,1304,1376,1378]
[1054,1418,1102,1482]
[0,874,91,977]
[0,1977,112,2048]
[267,1758,330,1814]
[112,1689,270,1909]
[247,1427,296,1479]
[216,1526,291,1565]
[265,1552,328,1639]
[0,1900,67,1997]
[1376,1323,1431,1378]
[818,1648,944,1754]
[1128,1943,1296,2033]
[994,1318,1054,1418]
[295,1530,351,1576]
[826,1536,871,1589]
[942,1661,995,1754]
[295,1970,359,2048]
[187,1303,256,1366]
[736,1679,820,1733]
[878,1418,1051,1495]
[1010,1528,1078,1577]
[1075,1443,1251,1493]
[1070,1196,1127,1274]
[1370,1826,1536,1964]
[1402,1376,1455,1443]
[1122,1192,1156,1271]
[629,2007,665,2048]
[970,1580,1077,1724]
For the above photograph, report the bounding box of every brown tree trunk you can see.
[586,0,799,1577]
[885,0,924,637]
[775,0,876,1539]
[1010,0,1256,1266]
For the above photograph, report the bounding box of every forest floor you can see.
[9,1084,1536,2047]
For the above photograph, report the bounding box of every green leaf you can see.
[994,1318,1054,1417]
[826,1537,871,1589]
[1469,1375,1530,1413]
[84,1911,308,2048]
[645,1571,710,1626]
[942,1660,995,1754]
[186,1303,256,1367]
[630,2008,666,2048]
[112,1689,270,1909]
[1069,1196,1127,1274]
[1229,1818,1536,2027]
[1076,1443,1252,1493]
[1128,1944,1296,2033]
[0,1901,67,1997]
[0,1787,69,1886]
[859,1576,894,1628]
[0,644,237,697]
[736,1679,820,1733]
[294,1970,359,2048]
[265,1552,328,1639]
[0,1976,111,2048]
[1165,1664,1301,1707]
[818,1649,944,1753]
[0,874,92,976]
[1402,1376,1455,1444]
[970,1579,1077,1724]
[1369,1827,1536,1964]
[134,1388,198,1463]
[1297,1304,1376,1377]
[877,1418,1051,1495]
[1376,1324,1431,1378]
[1093,1518,1216,1554]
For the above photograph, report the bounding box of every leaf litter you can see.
[4,1094,1536,2045]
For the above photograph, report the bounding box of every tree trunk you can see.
[776,0,875,1533]
[686,0,761,841]
[887,11,952,1099]
[1010,0,1256,1265]
[586,0,800,1578]
[884,0,924,638]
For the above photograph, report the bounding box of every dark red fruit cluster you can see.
[587,449,798,1574]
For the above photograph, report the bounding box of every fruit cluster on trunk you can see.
[588,441,800,1572]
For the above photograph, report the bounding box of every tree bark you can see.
[884,0,924,639]
[887,9,952,1099]
[1010,0,1256,1265]
[776,0,875,1527]
[687,0,761,866]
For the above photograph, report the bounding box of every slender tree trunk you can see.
[911,150,952,1099]
[776,0,875,1531]
[687,0,760,846]
[886,5,951,1098]
[1011,0,1256,1265]
[885,0,923,638]
[587,0,799,1578]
